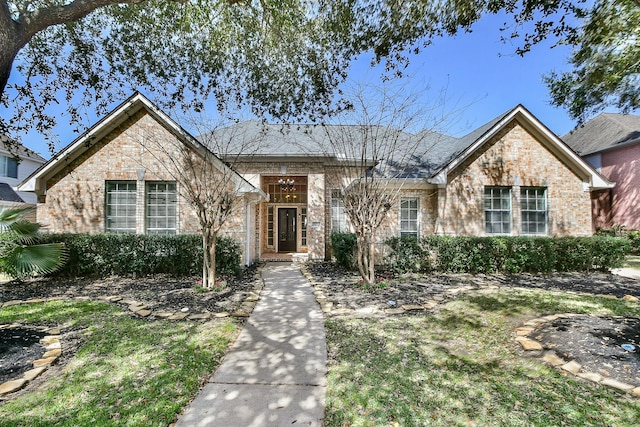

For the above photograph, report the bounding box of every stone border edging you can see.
[515,313,640,399]
[0,324,62,397]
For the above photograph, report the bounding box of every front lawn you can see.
[325,288,640,426]
[0,301,239,426]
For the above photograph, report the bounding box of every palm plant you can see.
[0,207,66,279]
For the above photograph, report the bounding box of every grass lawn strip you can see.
[0,300,239,426]
[324,288,640,427]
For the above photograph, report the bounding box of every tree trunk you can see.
[0,7,23,95]
[208,231,217,288]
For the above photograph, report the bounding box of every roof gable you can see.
[426,105,612,190]
[19,93,262,197]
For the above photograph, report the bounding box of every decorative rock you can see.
[0,379,27,396]
[23,367,47,381]
[40,336,60,345]
[43,348,62,358]
[401,304,424,311]
[542,352,565,366]
[231,310,250,318]
[188,313,212,320]
[576,372,603,383]
[45,342,61,351]
[622,295,639,302]
[135,309,152,317]
[516,338,543,351]
[180,307,189,313]
[245,295,259,302]
[384,308,405,315]
[561,361,582,374]
[153,311,174,318]
[321,303,333,313]
[46,328,61,335]
[516,327,535,336]
[2,300,23,307]
[600,378,634,392]
[33,356,57,367]
[213,312,230,318]
[331,308,355,315]
[168,313,189,320]
[631,387,640,398]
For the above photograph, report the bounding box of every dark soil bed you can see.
[0,327,46,384]
[536,315,640,387]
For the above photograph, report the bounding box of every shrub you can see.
[385,236,429,274]
[627,231,640,255]
[385,235,629,274]
[331,232,357,269]
[36,233,243,278]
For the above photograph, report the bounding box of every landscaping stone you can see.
[33,356,57,367]
[542,352,565,366]
[631,387,640,398]
[383,308,405,315]
[561,361,582,374]
[188,313,212,320]
[40,336,59,345]
[153,311,175,318]
[231,310,250,318]
[600,378,634,392]
[2,300,23,307]
[43,348,62,358]
[577,372,603,383]
[45,342,61,351]
[516,337,543,351]
[0,379,27,396]
[213,312,230,318]
[331,308,355,315]
[516,327,535,336]
[135,309,152,317]
[168,313,189,320]
[622,295,639,302]
[423,301,438,309]
[45,328,61,335]
[401,304,424,311]
[23,367,47,381]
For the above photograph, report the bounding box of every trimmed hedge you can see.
[36,233,242,278]
[385,235,630,274]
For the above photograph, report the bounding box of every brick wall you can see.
[38,110,251,251]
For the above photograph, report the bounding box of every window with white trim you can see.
[146,182,177,235]
[105,181,137,233]
[0,155,18,178]
[484,187,511,234]
[400,197,419,238]
[521,187,547,235]
[331,190,348,233]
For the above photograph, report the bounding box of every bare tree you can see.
[136,112,262,288]
[316,82,451,284]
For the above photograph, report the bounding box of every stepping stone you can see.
[561,361,582,374]
[23,367,47,381]
[0,379,27,396]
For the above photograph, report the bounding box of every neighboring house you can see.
[0,135,46,208]
[563,113,640,231]
[19,93,611,264]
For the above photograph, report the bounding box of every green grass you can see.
[325,288,640,427]
[0,301,239,426]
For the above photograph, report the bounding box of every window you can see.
[267,206,274,246]
[331,190,348,233]
[146,182,177,234]
[400,198,419,238]
[0,155,18,178]
[106,181,137,233]
[301,207,308,246]
[521,187,547,235]
[485,187,511,234]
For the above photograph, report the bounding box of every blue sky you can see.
[11,11,583,159]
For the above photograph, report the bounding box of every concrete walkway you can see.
[176,262,327,427]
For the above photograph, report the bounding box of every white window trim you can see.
[399,197,420,238]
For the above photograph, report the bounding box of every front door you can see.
[278,208,297,252]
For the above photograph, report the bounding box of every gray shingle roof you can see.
[0,182,24,203]
[0,135,46,161]
[563,113,640,156]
